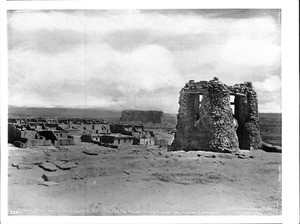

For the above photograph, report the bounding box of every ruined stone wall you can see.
[197,79,239,152]
[171,78,262,153]
[230,82,262,150]
[171,91,198,150]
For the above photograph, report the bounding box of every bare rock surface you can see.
[57,162,77,170]
[39,162,57,172]
[16,164,34,170]
[8,139,281,215]
[48,160,65,166]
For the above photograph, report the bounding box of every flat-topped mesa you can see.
[120,110,164,124]
[170,77,262,153]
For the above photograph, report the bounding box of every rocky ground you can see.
[8,136,281,215]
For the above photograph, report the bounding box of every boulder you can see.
[39,162,57,172]
[16,163,34,170]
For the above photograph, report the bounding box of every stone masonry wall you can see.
[230,82,262,150]
[171,77,262,152]
[170,91,195,150]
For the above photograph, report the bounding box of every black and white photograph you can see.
[0,0,299,223]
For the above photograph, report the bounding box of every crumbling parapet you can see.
[171,77,262,153]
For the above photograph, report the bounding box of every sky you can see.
[8,9,281,113]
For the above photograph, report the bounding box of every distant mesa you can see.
[120,110,164,125]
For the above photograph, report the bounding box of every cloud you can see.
[253,76,281,113]
[8,9,281,113]
[220,39,280,67]
[253,75,281,92]
[9,42,184,112]
[8,29,85,53]
[8,10,280,47]
[10,10,225,34]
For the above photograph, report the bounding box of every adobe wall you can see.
[171,78,262,152]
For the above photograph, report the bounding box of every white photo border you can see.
[1,0,298,223]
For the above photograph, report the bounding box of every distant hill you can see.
[8,106,122,122]
[8,106,177,126]
[259,113,282,146]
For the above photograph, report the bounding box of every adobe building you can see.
[170,77,262,153]
[8,124,52,147]
[100,134,136,146]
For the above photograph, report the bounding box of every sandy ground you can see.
[8,136,281,216]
